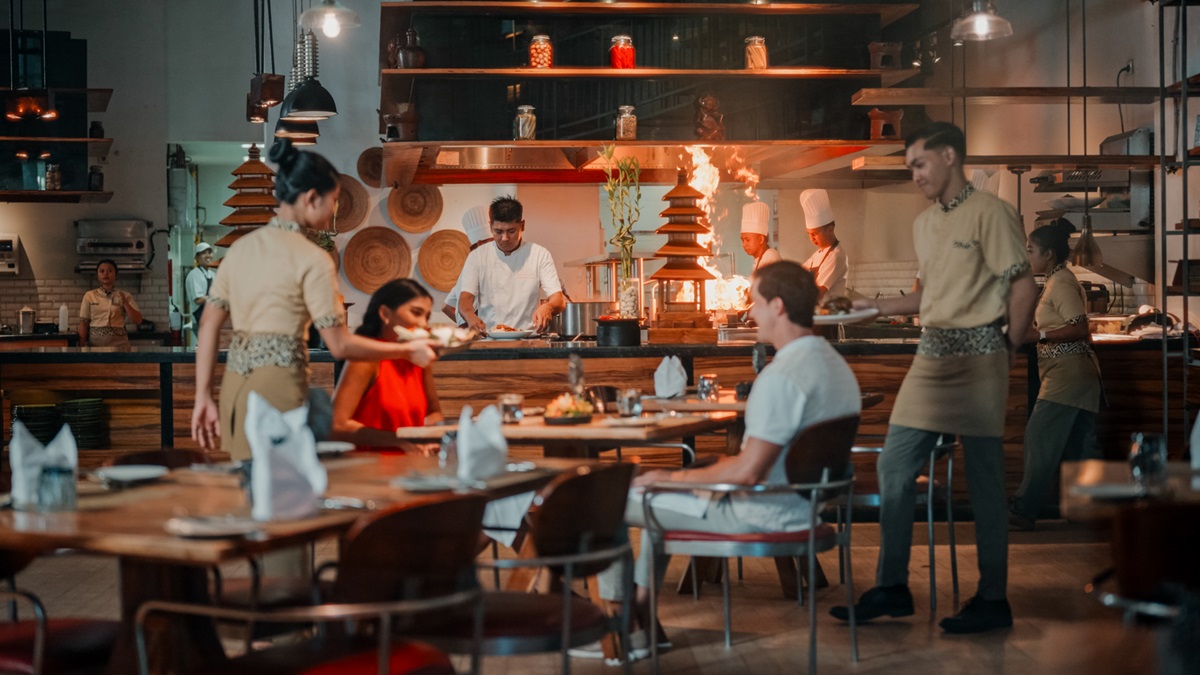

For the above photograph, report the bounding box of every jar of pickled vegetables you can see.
[745,36,768,70]
[514,105,537,140]
[615,105,637,140]
[610,35,635,69]
[529,35,553,68]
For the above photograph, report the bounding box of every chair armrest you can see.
[475,541,632,571]
[0,589,50,675]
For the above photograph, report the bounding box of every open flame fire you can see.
[672,147,752,312]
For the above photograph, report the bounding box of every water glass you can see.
[438,431,458,474]
[1129,432,1168,488]
[498,393,525,424]
[617,388,643,417]
[697,373,720,402]
[36,466,76,512]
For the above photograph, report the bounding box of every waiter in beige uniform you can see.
[831,122,1037,634]
[800,189,848,302]
[79,259,143,349]
[739,201,781,271]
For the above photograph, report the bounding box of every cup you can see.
[617,388,643,417]
[497,393,525,424]
[438,431,458,474]
[1129,432,1168,488]
[36,466,77,512]
[697,373,720,402]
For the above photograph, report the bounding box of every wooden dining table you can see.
[1061,459,1200,522]
[0,453,580,674]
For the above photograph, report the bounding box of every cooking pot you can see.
[552,301,616,338]
[32,320,56,335]
[596,318,640,347]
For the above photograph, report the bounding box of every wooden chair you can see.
[642,415,862,675]
[136,495,489,675]
[417,463,637,675]
[0,550,119,675]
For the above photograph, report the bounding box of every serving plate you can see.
[812,307,880,325]
[488,330,534,340]
[601,414,665,427]
[164,515,261,538]
[94,465,169,486]
[1048,195,1104,210]
[1069,483,1144,500]
[315,441,356,457]
[1090,333,1140,343]
[544,414,593,426]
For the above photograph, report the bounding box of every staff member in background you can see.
[79,259,143,349]
[457,195,566,333]
[1009,220,1101,531]
[831,122,1037,634]
[441,204,494,324]
[185,242,216,338]
[740,201,782,271]
[800,188,848,302]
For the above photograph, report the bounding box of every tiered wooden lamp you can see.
[649,173,714,328]
[215,144,278,250]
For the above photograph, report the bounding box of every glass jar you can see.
[88,120,104,138]
[529,34,553,68]
[745,36,768,69]
[44,164,61,191]
[615,105,637,140]
[610,35,635,69]
[87,165,104,192]
[514,105,537,140]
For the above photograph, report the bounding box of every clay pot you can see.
[395,29,426,69]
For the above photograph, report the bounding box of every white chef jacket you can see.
[458,241,563,331]
[754,247,782,271]
[803,243,848,302]
[186,265,215,307]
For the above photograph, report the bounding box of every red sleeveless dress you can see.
[351,356,428,453]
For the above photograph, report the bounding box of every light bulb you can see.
[322,12,340,38]
[974,15,988,36]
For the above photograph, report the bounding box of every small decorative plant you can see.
[601,145,642,318]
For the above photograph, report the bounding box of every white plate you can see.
[812,307,880,325]
[1048,195,1105,210]
[487,330,534,340]
[315,441,356,455]
[1090,333,1140,343]
[391,473,460,492]
[164,515,261,538]
[95,465,169,485]
[1069,483,1144,500]
[601,414,666,427]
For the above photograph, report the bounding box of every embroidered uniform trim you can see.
[267,217,303,233]
[312,314,345,330]
[1001,261,1031,281]
[939,184,975,212]
[227,331,308,375]
[207,295,230,310]
[917,324,1007,358]
[89,326,126,337]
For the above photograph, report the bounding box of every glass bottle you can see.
[44,164,61,191]
[514,105,537,140]
[615,105,637,140]
[88,165,104,192]
[529,34,553,68]
[745,36,768,70]
[610,35,635,69]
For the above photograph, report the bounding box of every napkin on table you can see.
[457,405,534,547]
[654,355,687,398]
[9,421,77,509]
[245,392,328,522]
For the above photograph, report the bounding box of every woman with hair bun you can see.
[330,278,443,452]
[1010,219,1102,530]
[191,139,437,459]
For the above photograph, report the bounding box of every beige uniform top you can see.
[1034,265,1101,412]
[207,218,345,374]
[79,288,139,329]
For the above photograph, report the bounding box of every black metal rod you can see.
[1158,0,1168,435]
[38,0,44,89]
[9,0,15,90]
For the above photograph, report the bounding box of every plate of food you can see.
[487,324,535,340]
[1048,195,1105,210]
[543,393,594,425]
[164,515,261,538]
[813,297,880,325]
[1089,333,1140,343]
[396,325,477,354]
[94,465,169,487]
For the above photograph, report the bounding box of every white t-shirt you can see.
[730,335,861,530]
[457,241,563,330]
[185,266,215,307]
[803,244,849,302]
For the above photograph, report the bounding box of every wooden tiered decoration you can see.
[649,172,714,328]
[215,144,278,249]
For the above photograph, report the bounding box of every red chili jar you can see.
[610,35,635,69]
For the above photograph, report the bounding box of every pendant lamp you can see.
[950,1,1013,42]
[273,117,319,140]
[298,0,360,39]
[1070,215,1104,268]
[4,0,58,122]
[279,31,336,121]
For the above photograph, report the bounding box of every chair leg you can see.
[737,557,743,581]
[721,557,732,648]
[689,557,700,601]
[490,541,502,590]
[649,545,661,675]
[836,506,846,585]
[947,451,960,602]
[927,458,937,615]
[845,514,859,662]
[808,544,818,675]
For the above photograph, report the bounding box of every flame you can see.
[730,149,760,200]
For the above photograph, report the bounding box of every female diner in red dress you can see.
[331,279,443,452]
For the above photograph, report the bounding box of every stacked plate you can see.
[58,398,106,449]
[11,404,60,445]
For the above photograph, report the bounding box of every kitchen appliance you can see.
[75,220,151,274]
[33,320,56,334]
[1080,282,1110,314]
[0,233,18,274]
[553,301,616,338]
[596,318,640,347]
[17,307,33,334]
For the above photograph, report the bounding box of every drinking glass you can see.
[1129,432,1168,488]
[498,393,525,424]
[438,431,458,474]
[697,373,720,402]
[36,466,76,512]
[617,388,643,417]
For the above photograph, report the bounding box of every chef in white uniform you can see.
[800,188,849,302]
[441,205,494,324]
[740,201,782,272]
[457,195,566,333]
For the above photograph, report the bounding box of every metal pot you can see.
[552,301,616,337]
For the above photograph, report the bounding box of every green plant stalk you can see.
[601,144,641,280]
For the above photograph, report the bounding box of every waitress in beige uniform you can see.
[79,258,142,349]
[191,139,437,460]
[799,188,848,302]
[1009,220,1101,530]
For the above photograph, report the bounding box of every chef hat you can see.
[194,243,213,255]
[800,189,834,230]
[740,201,770,236]
[461,205,491,245]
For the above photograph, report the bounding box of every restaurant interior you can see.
[0,0,1198,673]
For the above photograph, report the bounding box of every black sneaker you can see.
[829,585,915,623]
[1008,510,1035,532]
[939,595,1013,634]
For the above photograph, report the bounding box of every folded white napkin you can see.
[1191,415,1200,472]
[654,356,687,398]
[457,405,508,481]
[9,421,77,510]
[245,392,328,522]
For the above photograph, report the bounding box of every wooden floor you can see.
[13,516,1167,675]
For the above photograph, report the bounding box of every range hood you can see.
[380,140,904,187]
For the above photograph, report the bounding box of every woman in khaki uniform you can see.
[78,259,143,349]
[191,139,436,460]
[1009,221,1101,530]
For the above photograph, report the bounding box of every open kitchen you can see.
[0,1,1197,674]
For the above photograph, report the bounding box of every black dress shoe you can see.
[829,585,915,622]
[1008,510,1035,532]
[939,595,1013,634]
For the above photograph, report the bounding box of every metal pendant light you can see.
[298,0,359,39]
[279,30,336,121]
[4,0,57,122]
[951,1,1013,42]
[273,117,318,139]
[1070,215,1104,268]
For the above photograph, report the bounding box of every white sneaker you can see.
[567,632,663,666]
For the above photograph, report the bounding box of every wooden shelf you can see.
[851,86,1162,106]
[383,66,920,88]
[383,2,919,26]
[0,136,113,156]
[0,88,111,113]
[853,154,1168,172]
[0,190,112,203]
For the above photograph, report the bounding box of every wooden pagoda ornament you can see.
[649,172,714,328]
[215,144,278,249]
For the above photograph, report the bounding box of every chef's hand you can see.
[465,315,487,334]
[633,468,676,487]
[191,393,221,450]
[532,304,556,333]
[403,338,438,368]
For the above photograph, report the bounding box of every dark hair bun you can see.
[1052,217,1077,234]
[267,138,298,168]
